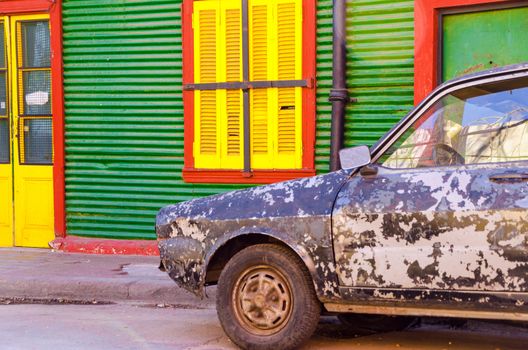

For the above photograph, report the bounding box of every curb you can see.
[0,277,216,308]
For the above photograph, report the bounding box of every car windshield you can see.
[380,76,528,168]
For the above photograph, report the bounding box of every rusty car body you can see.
[157,64,528,349]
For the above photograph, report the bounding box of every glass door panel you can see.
[11,14,54,248]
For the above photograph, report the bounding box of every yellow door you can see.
[0,14,54,248]
[0,19,13,247]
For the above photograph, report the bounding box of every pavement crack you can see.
[0,297,114,305]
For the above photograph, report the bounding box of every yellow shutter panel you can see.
[194,0,243,170]
[249,0,302,170]
[220,2,244,169]
[194,0,302,171]
[275,0,302,169]
[249,1,273,169]
[194,2,220,168]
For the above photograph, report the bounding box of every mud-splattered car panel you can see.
[157,170,349,299]
[157,63,528,318]
[333,163,528,292]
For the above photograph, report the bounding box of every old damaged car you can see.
[157,64,528,350]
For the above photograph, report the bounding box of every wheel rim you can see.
[232,265,293,336]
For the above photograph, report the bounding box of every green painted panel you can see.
[315,0,415,173]
[315,0,334,173]
[63,0,338,239]
[443,6,528,81]
[63,0,245,240]
[343,0,415,152]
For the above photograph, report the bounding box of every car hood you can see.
[156,170,350,229]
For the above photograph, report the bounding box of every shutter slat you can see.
[250,5,269,81]
[277,87,296,153]
[194,3,219,167]
[199,90,217,154]
[224,7,242,160]
[277,2,296,80]
[198,9,217,83]
[276,2,298,156]
[250,3,270,163]
[251,89,269,155]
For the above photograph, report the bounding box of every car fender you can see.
[204,227,333,299]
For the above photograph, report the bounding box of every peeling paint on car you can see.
[157,64,528,319]
[333,163,528,294]
[157,170,349,299]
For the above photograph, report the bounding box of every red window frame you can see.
[182,0,317,184]
[414,0,515,105]
[0,0,65,237]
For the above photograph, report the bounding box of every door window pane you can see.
[20,118,52,165]
[0,72,6,116]
[22,70,51,115]
[380,77,528,168]
[0,25,5,68]
[0,119,8,163]
[21,21,50,68]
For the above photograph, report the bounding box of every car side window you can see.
[379,77,528,169]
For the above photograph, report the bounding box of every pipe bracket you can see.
[329,88,355,103]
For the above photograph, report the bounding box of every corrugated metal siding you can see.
[63,0,413,239]
[315,0,334,173]
[63,0,243,240]
[344,0,415,148]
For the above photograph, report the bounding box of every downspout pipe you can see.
[329,0,351,171]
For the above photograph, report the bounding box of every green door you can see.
[443,6,528,82]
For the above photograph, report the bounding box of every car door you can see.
[332,74,528,296]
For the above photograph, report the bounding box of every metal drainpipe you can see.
[329,0,351,171]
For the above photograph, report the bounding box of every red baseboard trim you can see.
[50,236,159,256]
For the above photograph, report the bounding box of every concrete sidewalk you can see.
[0,248,215,307]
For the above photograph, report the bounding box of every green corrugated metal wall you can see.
[63,0,415,240]
[63,0,243,240]
[315,0,334,173]
[344,0,415,148]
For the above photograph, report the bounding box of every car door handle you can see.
[489,173,528,183]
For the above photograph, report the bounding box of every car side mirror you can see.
[339,145,372,170]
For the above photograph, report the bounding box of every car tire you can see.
[216,244,321,350]
[337,313,417,333]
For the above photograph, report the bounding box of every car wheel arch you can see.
[204,232,319,293]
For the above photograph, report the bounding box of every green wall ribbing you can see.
[63,0,415,240]
[63,0,243,240]
[315,0,334,173]
[344,0,415,149]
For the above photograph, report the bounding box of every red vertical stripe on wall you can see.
[51,0,66,237]
[302,0,316,170]
[183,0,195,170]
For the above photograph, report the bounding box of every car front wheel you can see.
[216,244,321,350]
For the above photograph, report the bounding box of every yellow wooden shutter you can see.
[220,1,244,169]
[249,0,302,170]
[194,0,301,171]
[249,1,272,169]
[194,0,243,170]
[194,1,220,168]
[275,0,302,169]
